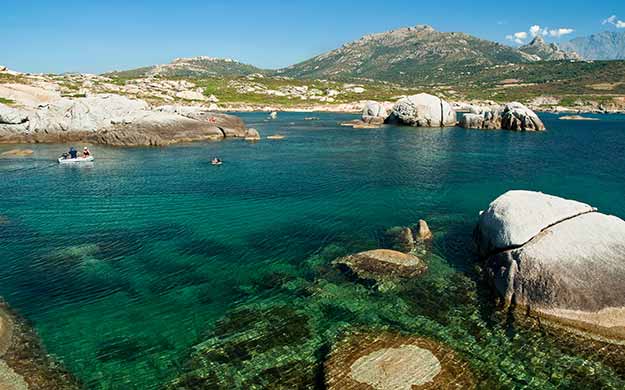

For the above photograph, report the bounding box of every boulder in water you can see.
[459,103,545,131]
[501,102,545,131]
[325,332,476,390]
[386,93,456,127]
[475,190,625,342]
[361,101,388,125]
[333,249,427,284]
[415,219,433,241]
[244,128,261,140]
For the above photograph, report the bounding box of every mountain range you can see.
[560,31,625,60]
[105,26,625,84]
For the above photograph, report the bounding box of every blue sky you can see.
[1,0,624,73]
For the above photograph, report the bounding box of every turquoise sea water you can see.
[0,112,624,389]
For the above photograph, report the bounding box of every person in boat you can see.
[83,146,91,157]
[69,146,77,159]
[211,157,222,164]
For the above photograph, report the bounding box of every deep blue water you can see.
[0,112,624,389]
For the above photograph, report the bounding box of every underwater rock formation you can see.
[475,190,625,342]
[383,220,433,253]
[333,249,427,285]
[324,332,476,389]
[0,301,80,389]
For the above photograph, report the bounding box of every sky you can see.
[1,0,625,74]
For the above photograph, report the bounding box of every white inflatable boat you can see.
[58,156,94,164]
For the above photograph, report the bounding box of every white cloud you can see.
[548,28,574,37]
[529,25,542,37]
[506,24,575,44]
[506,31,528,44]
[603,15,625,28]
[514,31,528,39]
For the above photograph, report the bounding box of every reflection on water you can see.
[0,112,624,388]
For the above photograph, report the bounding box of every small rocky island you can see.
[345,93,546,131]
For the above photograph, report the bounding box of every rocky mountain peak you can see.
[529,35,545,45]
[519,36,580,61]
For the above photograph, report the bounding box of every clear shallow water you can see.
[0,112,624,389]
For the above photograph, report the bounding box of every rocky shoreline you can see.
[0,301,80,389]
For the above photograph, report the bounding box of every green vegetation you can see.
[0,97,15,105]
[0,73,27,84]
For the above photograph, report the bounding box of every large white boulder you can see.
[386,93,456,127]
[476,190,625,342]
[475,190,594,255]
[501,102,546,131]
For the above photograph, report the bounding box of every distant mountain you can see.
[518,36,580,61]
[276,25,538,83]
[105,56,264,78]
[560,31,625,60]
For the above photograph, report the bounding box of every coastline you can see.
[0,301,80,389]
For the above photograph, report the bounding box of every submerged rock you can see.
[325,332,476,390]
[1,149,33,157]
[383,220,433,252]
[475,190,625,342]
[386,93,456,128]
[0,301,80,389]
[166,305,316,389]
[333,249,427,284]
[383,227,415,253]
[559,115,598,121]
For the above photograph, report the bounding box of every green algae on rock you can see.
[324,332,476,390]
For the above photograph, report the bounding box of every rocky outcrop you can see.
[153,105,247,137]
[386,93,456,127]
[501,102,546,131]
[383,220,433,252]
[325,332,476,390]
[0,302,80,389]
[244,128,261,140]
[459,113,485,129]
[559,115,598,121]
[361,101,389,125]
[459,103,545,131]
[0,95,249,146]
[333,249,427,285]
[519,36,581,61]
[415,219,433,241]
[0,105,28,125]
[475,190,625,342]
